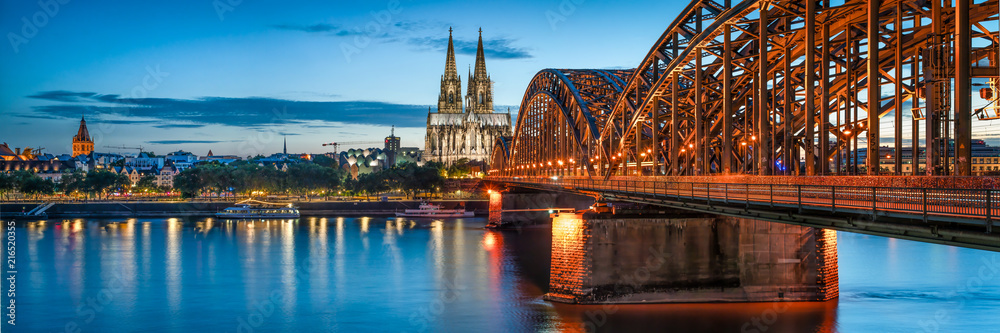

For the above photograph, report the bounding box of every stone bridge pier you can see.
[487,189,594,228]
[543,211,839,304]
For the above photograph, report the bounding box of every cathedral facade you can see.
[424,28,511,166]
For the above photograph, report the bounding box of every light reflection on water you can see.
[10,217,1000,332]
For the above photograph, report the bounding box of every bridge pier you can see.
[487,190,594,228]
[544,211,838,304]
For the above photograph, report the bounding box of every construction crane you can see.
[321,141,384,154]
[104,145,145,155]
[18,147,44,160]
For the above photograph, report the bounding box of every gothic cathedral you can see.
[424,28,512,165]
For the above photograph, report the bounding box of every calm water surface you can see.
[7,217,1000,332]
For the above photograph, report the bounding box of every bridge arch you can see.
[488,136,511,176]
[499,69,632,177]
[601,0,999,177]
[492,0,1000,178]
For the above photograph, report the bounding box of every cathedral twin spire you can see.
[437,27,493,114]
[425,27,512,166]
[443,27,459,82]
[466,28,493,114]
[437,27,463,114]
[471,28,488,87]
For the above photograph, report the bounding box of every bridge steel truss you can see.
[489,0,1000,178]
[491,69,633,177]
[489,136,512,172]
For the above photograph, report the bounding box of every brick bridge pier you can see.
[488,191,839,304]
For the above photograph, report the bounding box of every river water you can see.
[5,217,999,332]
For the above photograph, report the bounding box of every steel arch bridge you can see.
[489,0,999,178]
[491,69,633,177]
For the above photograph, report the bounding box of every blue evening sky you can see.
[0,0,683,156]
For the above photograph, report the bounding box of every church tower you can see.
[425,27,511,167]
[466,28,494,114]
[437,27,463,114]
[72,115,94,157]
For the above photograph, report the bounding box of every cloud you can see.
[153,124,206,129]
[269,23,339,33]
[493,105,517,113]
[273,91,341,100]
[146,140,231,145]
[100,120,159,125]
[268,20,533,59]
[408,36,533,59]
[270,20,442,38]
[269,23,364,37]
[26,91,431,129]
[301,123,343,128]
[27,90,97,102]
[11,113,68,120]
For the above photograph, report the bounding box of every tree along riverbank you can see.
[0,200,488,218]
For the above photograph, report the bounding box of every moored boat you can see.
[395,202,473,218]
[3,212,48,220]
[217,199,300,219]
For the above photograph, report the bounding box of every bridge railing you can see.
[489,176,995,233]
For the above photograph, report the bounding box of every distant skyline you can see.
[0,0,681,157]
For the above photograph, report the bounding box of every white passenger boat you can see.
[216,199,300,219]
[395,202,474,218]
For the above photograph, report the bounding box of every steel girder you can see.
[599,0,998,178]
[488,136,512,175]
[490,0,998,179]
[499,69,632,177]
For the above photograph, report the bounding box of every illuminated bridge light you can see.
[486,0,991,179]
